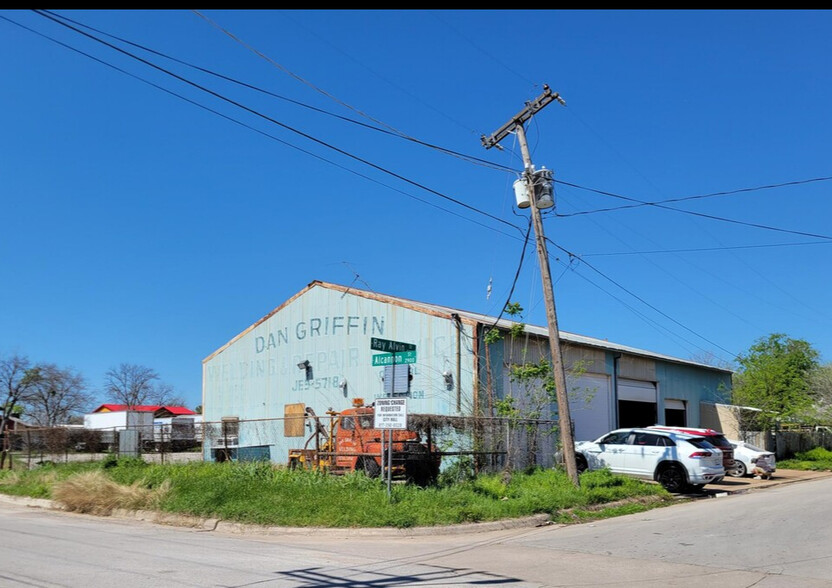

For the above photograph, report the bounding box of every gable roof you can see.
[91,404,196,416]
[92,404,160,413]
[204,280,733,374]
[155,406,197,416]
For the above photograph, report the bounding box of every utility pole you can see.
[482,84,579,487]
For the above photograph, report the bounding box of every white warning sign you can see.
[374,398,407,430]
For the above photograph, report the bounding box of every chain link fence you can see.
[4,420,832,473]
[2,414,563,476]
[0,422,204,469]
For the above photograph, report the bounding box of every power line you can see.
[13,12,799,363]
[3,13,526,247]
[548,255,728,361]
[30,10,527,240]
[558,175,832,215]
[191,9,403,138]
[35,11,832,247]
[428,11,538,90]
[483,217,533,333]
[555,178,832,240]
[38,9,516,175]
[191,9,510,172]
[280,9,482,139]
[582,239,832,257]
[547,238,738,359]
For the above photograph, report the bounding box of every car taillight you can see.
[689,451,713,458]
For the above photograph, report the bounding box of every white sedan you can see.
[727,440,776,477]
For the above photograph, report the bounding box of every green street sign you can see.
[370,337,416,353]
[372,351,417,366]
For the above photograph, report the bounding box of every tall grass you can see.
[0,458,671,528]
[52,471,170,515]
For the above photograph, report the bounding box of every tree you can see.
[25,363,94,427]
[150,382,187,408]
[731,333,820,430]
[0,353,43,467]
[103,363,183,407]
[809,363,832,424]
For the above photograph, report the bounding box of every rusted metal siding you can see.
[202,283,475,463]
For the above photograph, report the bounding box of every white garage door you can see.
[566,373,612,442]
[618,378,657,403]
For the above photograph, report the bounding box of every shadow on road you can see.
[276,565,524,587]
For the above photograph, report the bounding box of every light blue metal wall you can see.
[655,361,732,426]
[201,283,734,463]
[202,284,476,463]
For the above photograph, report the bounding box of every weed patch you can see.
[52,470,170,515]
[1,458,671,528]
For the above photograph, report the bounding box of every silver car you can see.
[574,427,725,493]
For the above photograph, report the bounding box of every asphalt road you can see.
[2,474,832,587]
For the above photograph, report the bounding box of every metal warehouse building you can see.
[201,280,732,464]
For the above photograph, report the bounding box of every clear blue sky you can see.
[2,10,831,411]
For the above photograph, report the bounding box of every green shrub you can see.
[794,447,832,462]
[780,446,832,471]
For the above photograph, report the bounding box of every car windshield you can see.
[742,443,765,452]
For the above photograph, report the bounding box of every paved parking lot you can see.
[696,467,832,497]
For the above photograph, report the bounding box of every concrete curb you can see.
[213,513,553,538]
[0,494,53,510]
[0,493,552,537]
[5,470,828,537]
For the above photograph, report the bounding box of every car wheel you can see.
[728,460,747,477]
[657,464,687,493]
[576,454,588,474]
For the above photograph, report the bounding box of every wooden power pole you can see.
[481,85,579,486]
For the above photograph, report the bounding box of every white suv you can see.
[574,427,725,493]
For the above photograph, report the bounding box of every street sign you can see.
[371,350,417,366]
[374,398,407,429]
[370,337,416,353]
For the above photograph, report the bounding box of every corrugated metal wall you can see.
[202,284,475,463]
[201,283,734,466]
[656,362,732,426]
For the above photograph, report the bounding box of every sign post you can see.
[375,398,407,497]
[370,338,416,496]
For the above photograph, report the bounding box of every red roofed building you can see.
[155,406,197,418]
[92,404,160,413]
[90,404,196,418]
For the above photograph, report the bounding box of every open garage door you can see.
[617,378,657,428]
[664,399,687,426]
